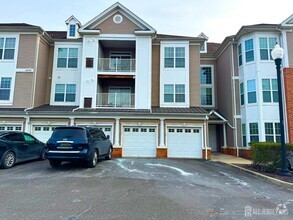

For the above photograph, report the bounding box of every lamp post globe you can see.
[271,44,291,176]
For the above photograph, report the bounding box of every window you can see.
[57,48,78,68]
[54,84,76,102]
[242,124,247,147]
[200,66,213,106]
[149,128,155,132]
[265,122,281,143]
[23,134,36,142]
[0,37,16,60]
[200,41,207,53]
[141,128,147,132]
[262,79,278,103]
[124,128,130,132]
[69,25,76,37]
[86,58,94,68]
[245,39,254,62]
[249,123,259,142]
[247,80,256,104]
[259,37,277,60]
[164,84,185,103]
[238,44,242,66]
[164,47,185,68]
[0,77,12,101]
[240,82,244,105]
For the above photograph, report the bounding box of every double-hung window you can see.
[69,25,76,37]
[57,48,78,68]
[238,44,242,66]
[164,84,185,103]
[0,37,16,60]
[240,82,244,105]
[242,124,247,147]
[259,37,277,60]
[265,122,280,142]
[164,47,185,68]
[200,66,213,106]
[247,80,256,104]
[54,84,76,102]
[249,123,259,142]
[262,79,278,103]
[0,77,12,101]
[245,39,254,62]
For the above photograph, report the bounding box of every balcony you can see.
[98,58,136,72]
[96,93,135,108]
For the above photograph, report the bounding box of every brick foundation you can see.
[221,147,237,156]
[156,148,167,158]
[202,149,211,159]
[239,148,252,159]
[112,148,122,158]
[284,68,293,144]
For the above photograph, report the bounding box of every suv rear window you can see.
[51,128,86,139]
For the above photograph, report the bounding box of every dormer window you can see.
[65,15,81,39]
[69,25,76,37]
[200,41,207,53]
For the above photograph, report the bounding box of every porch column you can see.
[223,123,227,147]
[69,117,75,126]
[25,116,30,133]
[114,118,120,148]
[159,118,165,148]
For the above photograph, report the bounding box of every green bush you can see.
[250,142,293,173]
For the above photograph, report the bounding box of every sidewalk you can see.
[211,153,252,165]
[210,153,293,189]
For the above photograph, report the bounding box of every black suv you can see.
[45,126,113,168]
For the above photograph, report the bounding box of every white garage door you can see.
[0,125,22,131]
[77,125,113,143]
[122,127,157,157]
[167,127,202,158]
[32,126,58,143]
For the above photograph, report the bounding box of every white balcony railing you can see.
[96,93,135,108]
[98,58,136,72]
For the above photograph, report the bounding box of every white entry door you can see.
[122,126,157,157]
[167,127,202,158]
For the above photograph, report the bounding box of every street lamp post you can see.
[271,44,291,176]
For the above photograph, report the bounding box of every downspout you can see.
[231,41,239,156]
[24,107,33,133]
[205,115,208,160]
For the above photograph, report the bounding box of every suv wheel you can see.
[1,151,16,169]
[49,160,62,168]
[40,148,48,160]
[105,148,112,160]
[87,150,98,168]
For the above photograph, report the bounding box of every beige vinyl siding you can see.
[287,32,293,68]
[151,45,160,106]
[12,72,34,108]
[216,45,235,146]
[17,34,37,69]
[92,12,140,34]
[189,45,200,107]
[45,46,54,104]
[34,38,50,107]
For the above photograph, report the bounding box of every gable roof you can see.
[79,2,156,35]
[65,15,82,27]
[280,13,293,28]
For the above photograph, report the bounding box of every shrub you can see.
[250,142,293,173]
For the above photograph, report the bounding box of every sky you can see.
[0,0,293,43]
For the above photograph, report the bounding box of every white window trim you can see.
[238,43,243,67]
[200,41,207,53]
[261,78,278,105]
[162,44,187,70]
[245,38,254,63]
[247,79,257,105]
[259,37,277,62]
[163,84,186,105]
[0,76,13,104]
[56,47,79,70]
[249,122,259,143]
[52,83,77,105]
[264,122,280,143]
[200,65,215,107]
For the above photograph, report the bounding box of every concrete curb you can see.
[216,161,293,189]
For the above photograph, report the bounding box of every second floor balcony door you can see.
[109,52,131,72]
[108,87,131,107]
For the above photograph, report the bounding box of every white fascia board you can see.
[54,42,83,46]
[79,30,100,35]
[134,30,156,35]
[280,13,293,27]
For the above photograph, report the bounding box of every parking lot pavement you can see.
[0,158,292,220]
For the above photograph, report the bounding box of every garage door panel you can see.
[167,127,202,158]
[122,127,156,157]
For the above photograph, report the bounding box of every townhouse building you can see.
[0,2,292,159]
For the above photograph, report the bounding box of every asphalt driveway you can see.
[0,158,292,220]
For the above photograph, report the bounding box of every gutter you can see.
[231,40,239,156]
